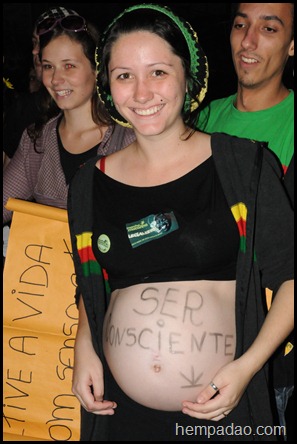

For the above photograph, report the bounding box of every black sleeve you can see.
[255,149,294,291]
[284,154,294,209]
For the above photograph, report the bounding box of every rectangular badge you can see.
[126,211,179,248]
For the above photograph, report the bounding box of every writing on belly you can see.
[104,316,234,355]
[103,284,236,408]
[103,285,235,356]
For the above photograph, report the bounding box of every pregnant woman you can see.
[68,4,294,441]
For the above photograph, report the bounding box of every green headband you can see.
[96,3,209,127]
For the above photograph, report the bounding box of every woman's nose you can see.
[51,69,64,85]
[133,79,154,103]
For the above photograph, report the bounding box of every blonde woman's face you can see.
[41,34,95,111]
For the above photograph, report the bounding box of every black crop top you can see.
[92,156,239,291]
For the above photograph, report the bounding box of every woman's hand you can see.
[182,358,252,421]
[72,342,117,415]
[72,296,117,415]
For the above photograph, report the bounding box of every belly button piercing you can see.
[153,364,161,373]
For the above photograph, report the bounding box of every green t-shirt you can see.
[197,90,294,172]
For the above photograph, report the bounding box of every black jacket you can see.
[68,133,294,441]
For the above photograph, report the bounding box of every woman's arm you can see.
[72,296,117,415]
[237,280,294,374]
[182,280,294,420]
[3,131,34,224]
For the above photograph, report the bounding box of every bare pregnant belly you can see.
[103,280,236,411]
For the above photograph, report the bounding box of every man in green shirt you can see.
[197,3,294,440]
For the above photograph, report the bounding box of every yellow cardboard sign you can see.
[3,199,80,441]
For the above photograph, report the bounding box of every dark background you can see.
[3,3,237,104]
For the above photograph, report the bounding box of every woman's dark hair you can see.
[28,21,112,150]
[99,9,203,131]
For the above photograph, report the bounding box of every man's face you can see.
[230,3,294,89]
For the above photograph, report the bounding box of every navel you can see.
[153,364,162,373]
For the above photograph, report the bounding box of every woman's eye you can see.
[118,73,131,80]
[154,70,166,77]
[233,23,245,30]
